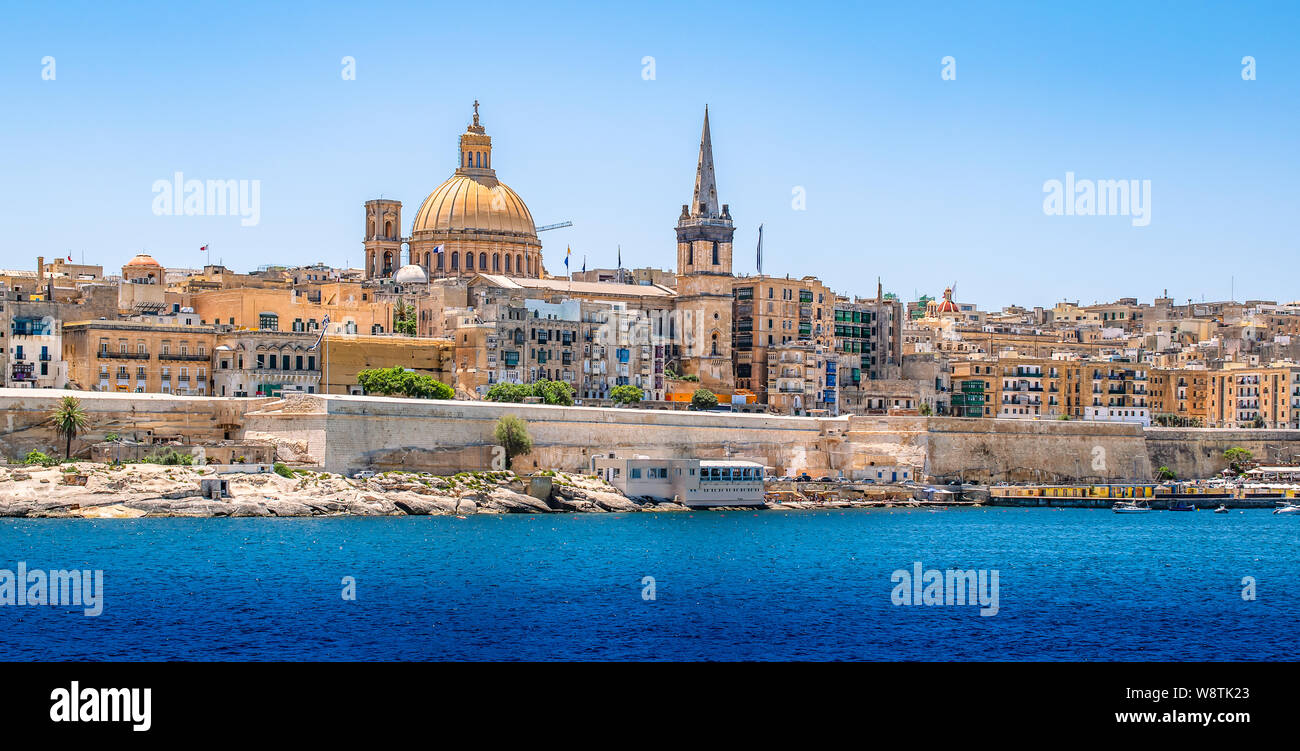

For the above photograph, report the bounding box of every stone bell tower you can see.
[363,199,402,279]
[673,106,735,393]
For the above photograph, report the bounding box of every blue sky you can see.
[1,0,1296,308]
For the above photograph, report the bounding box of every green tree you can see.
[609,384,644,405]
[494,414,533,470]
[1224,447,1253,473]
[1156,465,1177,481]
[485,382,531,403]
[357,366,452,399]
[918,403,933,416]
[392,302,417,336]
[531,379,575,406]
[52,395,89,460]
[690,388,719,411]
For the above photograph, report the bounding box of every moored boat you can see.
[1273,502,1300,515]
[1112,501,1152,514]
[1214,505,1230,514]
[1169,501,1196,511]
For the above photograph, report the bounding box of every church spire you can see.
[691,105,719,218]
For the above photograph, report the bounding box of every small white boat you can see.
[1273,502,1300,515]
[1214,505,1230,514]
[1112,501,1153,514]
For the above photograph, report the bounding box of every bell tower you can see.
[673,106,735,393]
[363,199,402,279]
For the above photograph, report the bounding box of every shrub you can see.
[143,448,194,465]
[690,388,718,411]
[24,450,57,467]
[273,462,294,479]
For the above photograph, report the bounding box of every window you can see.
[711,242,719,265]
[259,313,279,331]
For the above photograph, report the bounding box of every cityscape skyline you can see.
[2,1,1297,310]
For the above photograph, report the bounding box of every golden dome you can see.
[410,173,536,239]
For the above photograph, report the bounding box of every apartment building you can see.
[63,320,217,395]
[1206,364,1300,428]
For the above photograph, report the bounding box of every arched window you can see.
[437,252,444,270]
[367,218,375,237]
[479,252,488,270]
[505,254,512,273]
[712,242,719,265]
[465,253,473,270]
[493,253,500,272]
[451,252,459,270]
[711,332,719,356]
[423,252,430,269]
[384,220,392,237]
[517,254,523,274]
[688,247,693,265]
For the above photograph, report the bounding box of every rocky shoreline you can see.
[0,464,697,519]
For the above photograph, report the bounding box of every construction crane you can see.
[536,221,572,232]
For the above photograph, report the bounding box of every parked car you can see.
[352,470,375,480]
[816,476,835,482]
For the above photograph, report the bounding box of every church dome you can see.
[410,174,536,239]
[125,253,162,268]
[393,264,428,285]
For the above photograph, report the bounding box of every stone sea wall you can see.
[7,388,1300,482]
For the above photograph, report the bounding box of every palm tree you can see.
[52,395,89,460]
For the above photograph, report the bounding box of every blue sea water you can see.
[1,508,1297,661]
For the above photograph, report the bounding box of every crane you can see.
[536,221,573,232]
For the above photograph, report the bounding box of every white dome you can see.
[393,264,428,284]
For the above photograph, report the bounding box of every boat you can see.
[1273,502,1300,515]
[1214,505,1230,514]
[1112,501,1153,514]
[1169,501,1196,512]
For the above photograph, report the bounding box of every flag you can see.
[311,315,331,350]
[756,224,763,275]
[431,244,443,254]
[564,245,570,270]
[617,245,621,268]
[66,253,73,262]
[582,255,586,273]
[200,244,208,252]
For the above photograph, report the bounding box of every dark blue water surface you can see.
[1,508,1297,661]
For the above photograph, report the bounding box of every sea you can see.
[2,507,1297,661]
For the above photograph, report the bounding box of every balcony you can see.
[100,350,150,360]
[159,353,209,362]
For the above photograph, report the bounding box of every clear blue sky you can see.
[1,0,1296,309]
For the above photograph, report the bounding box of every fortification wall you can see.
[0,388,274,461]
[4,390,1299,483]
[1143,427,1300,480]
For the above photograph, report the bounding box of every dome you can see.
[125,253,162,268]
[410,173,536,239]
[393,264,428,285]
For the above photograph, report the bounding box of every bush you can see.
[273,462,294,478]
[494,415,533,470]
[609,384,644,405]
[143,448,194,465]
[24,450,57,467]
[690,388,719,411]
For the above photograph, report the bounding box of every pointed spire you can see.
[692,105,719,218]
